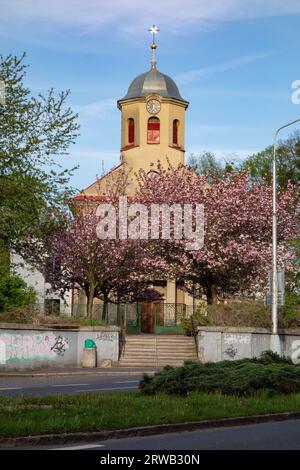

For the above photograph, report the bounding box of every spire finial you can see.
[148,24,159,69]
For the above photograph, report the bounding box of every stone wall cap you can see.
[197,326,300,335]
[0,323,120,332]
[197,326,270,334]
[0,323,79,331]
[79,326,120,332]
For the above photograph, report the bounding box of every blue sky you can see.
[1,0,300,190]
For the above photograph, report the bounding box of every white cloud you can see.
[68,147,120,188]
[189,87,289,100]
[1,0,300,39]
[74,99,117,119]
[70,147,119,161]
[193,124,261,133]
[176,52,274,84]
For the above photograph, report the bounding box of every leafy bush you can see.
[0,272,36,313]
[79,317,106,327]
[181,302,208,336]
[205,301,271,328]
[33,314,79,326]
[0,305,35,324]
[284,291,300,317]
[186,300,300,329]
[139,351,300,397]
[257,350,293,365]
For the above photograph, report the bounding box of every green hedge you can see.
[140,351,300,397]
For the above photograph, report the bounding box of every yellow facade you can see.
[82,93,188,196]
[119,95,187,194]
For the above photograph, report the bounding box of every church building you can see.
[72,28,198,327]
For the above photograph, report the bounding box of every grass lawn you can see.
[1,391,300,438]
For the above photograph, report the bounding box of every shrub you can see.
[187,300,300,329]
[0,305,35,324]
[181,302,208,336]
[284,291,300,317]
[257,350,293,365]
[139,351,300,397]
[0,272,36,313]
[79,317,106,327]
[205,301,271,328]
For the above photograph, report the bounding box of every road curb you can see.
[0,370,156,378]
[2,411,300,448]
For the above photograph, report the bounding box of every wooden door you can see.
[140,302,154,334]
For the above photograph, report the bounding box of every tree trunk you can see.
[102,292,109,322]
[86,286,95,318]
[206,283,218,304]
[116,301,122,328]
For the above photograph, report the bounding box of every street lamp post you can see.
[272,118,300,335]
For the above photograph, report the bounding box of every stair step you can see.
[125,338,193,341]
[119,334,197,367]
[119,363,188,367]
[158,346,195,348]
[121,357,195,360]
[156,354,197,358]
[125,339,195,343]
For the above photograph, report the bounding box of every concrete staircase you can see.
[119,335,198,368]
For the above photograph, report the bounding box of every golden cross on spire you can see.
[148,25,159,69]
[148,24,160,45]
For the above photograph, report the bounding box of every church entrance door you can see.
[140,302,155,334]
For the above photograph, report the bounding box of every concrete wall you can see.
[0,324,119,370]
[77,328,119,366]
[197,327,300,363]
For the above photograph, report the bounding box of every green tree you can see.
[187,151,236,181]
[0,53,79,266]
[286,239,300,294]
[242,133,300,299]
[0,271,36,312]
[242,131,300,188]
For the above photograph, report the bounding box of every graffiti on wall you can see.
[96,332,115,342]
[50,335,69,356]
[0,332,69,363]
[223,334,251,345]
[223,334,251,359]
[224,344,238,358]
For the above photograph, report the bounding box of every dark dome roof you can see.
[119,66,187,104]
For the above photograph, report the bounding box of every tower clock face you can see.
[146,99,161,115]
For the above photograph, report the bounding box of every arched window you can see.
[147,117,160,144]
[128,118,135,144]
[146,170,159,179]
[173,119,179,145]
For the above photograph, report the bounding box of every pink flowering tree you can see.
[46,208,168,318]
[137,163,299,303]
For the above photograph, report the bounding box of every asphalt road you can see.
[15,419,300,450]
[0,374,142,396]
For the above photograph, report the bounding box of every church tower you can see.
[117,27,189,182]
[77,27,189,198]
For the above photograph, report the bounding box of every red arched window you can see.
[128,118,135,144]
[147,117,160,143]
[173,119,179,145]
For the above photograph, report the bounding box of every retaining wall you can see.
[0,323,119,370]
[197,326,300,363]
